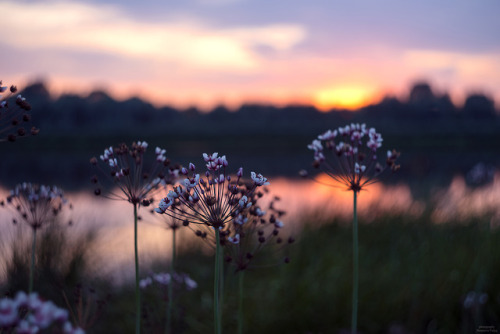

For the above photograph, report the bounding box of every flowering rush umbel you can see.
[2,182,69,293]
[0,80,39,142]
[306,123,400,334]
[90,141,176,334]
[218,193,293,272]
[306,123,400,192]
[154,152,270,229]
[3,182,68,230]
[0,291,84,333]
[154,152,271,334]
[90,141,176,205]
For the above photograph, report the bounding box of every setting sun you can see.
[314,86,377,111]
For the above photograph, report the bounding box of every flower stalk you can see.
[2,183,68,293]
[351,190,358,334]
[214,229,221,334]
[304,123,400,334]
[154,152,272,334]
[238,271,245,334]
[134,203,141,334]
[91,141,172,334]
[166,227,176,334]
[29,228,37,294]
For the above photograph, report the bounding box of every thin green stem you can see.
[238,271,245,334]
[214,230,221,334]
[166,228,176,334]
[134,203,141,334]
[351,191,358,334]
[29,228,37,294]
[219,245,224,331]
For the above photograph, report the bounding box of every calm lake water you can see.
[1,173,499,284]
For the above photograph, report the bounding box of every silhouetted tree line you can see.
[20,81,498,137]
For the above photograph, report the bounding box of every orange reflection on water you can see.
[265,175,422,225]
[3,174,500,283]
[432,172,500,225]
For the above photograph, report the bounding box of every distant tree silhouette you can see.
[463,93,495,119]
[408,82,436,114]
[14,80,499,138]
[409,82,434,103]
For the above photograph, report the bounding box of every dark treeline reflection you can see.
[1,81,499,199]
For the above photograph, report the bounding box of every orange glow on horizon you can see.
[39,77,381,112]
[314,86,379,111]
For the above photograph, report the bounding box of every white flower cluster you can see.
[308,123,384,165]
[154,152,269,218]
[5,183,68,229]
[307,123,399,192]
[92,141,174,205]
[10,183,65,203]
[0,292,84,333]
[139,272,198,290]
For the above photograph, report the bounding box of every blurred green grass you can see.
[2,211,499,333]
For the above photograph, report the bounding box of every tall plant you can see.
[155,153,271,334]
[90,141,172,334]
[306,124,399,333]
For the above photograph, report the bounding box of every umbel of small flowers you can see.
[90,141,172,334]
[154,152,271,334]
[0,80,39,142]
[305,123,399,334]
[221,193,294,272]
[0,291,84,333]
[2,183,68,294]
[305,123,399,192]
[90,141,175,205]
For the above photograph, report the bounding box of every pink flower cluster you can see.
[154,152,269,230]
[155,152,292,271]
[90,141,178,205]
[3,183,68,230]
[0,292,84,333]
[307,123,399,192]
[0,80,38,142]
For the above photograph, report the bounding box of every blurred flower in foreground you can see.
[154,152,271,334]
[305,123,399,334]
[2,183,69,293]
[140,271,197,333]
[0,291,84,333]
[3,183,68,230]
[466,162,495,186]
[140,272,197,290]
[90,141,174,334]
[0,80,39,142]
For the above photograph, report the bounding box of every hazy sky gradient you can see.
[2,0,499,110]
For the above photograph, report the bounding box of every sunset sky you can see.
[1,0,499,110]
